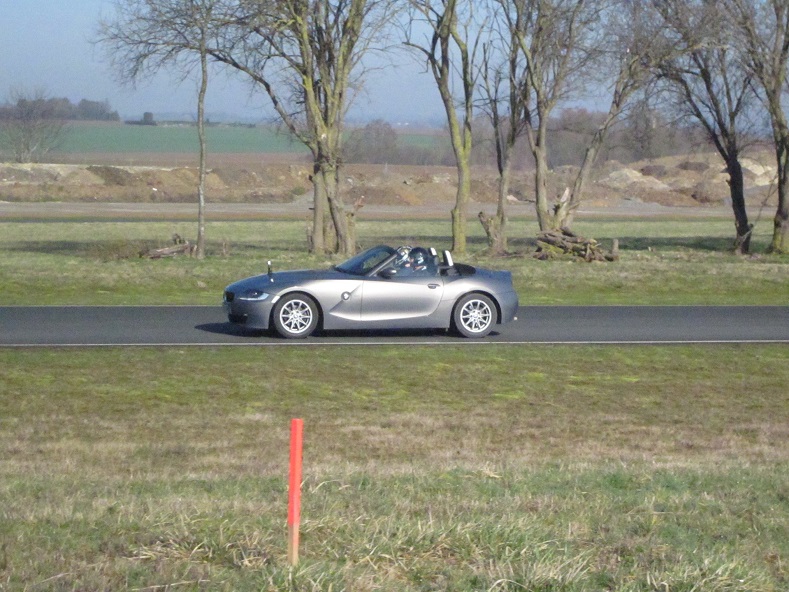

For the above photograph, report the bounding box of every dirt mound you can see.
[597,152,777,206]
[1,163,105,185]
[0,152,779,209]
[0,162,314,203]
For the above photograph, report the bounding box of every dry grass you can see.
[1,345,788,590]
[2,345,788,476]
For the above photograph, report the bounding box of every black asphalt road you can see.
[1,305,788,346]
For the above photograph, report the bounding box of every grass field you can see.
[0,216,787,590]
[0,217,787,305]
[19,121,447,157]
[58,122,309,155]
[1,345,788,590]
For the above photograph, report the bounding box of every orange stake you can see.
[287,418,303,566]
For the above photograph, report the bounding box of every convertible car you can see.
[223,245,519,338]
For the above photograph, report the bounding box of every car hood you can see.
[225,268,345,293]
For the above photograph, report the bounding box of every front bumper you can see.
[223,299,273,330]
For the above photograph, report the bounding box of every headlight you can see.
[238,289,270,301]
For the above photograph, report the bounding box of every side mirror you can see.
[379,267,397,279]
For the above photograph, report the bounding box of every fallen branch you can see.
[140,234,196,259]
[534,227,618,262]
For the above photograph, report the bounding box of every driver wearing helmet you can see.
[394,246,412,268]
[408,247,430,273]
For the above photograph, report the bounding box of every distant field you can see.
[56,121,308,154]
[45,121,448,156]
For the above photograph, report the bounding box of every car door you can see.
[307,277,365,324]
[360,270,444,323]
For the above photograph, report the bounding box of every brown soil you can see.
[0,151,779,210]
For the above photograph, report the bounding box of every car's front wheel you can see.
[452,293,496,338]
[272,293,319,338]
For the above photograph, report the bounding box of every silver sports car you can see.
[223,245,519,338]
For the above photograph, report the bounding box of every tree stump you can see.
[478,211,506,253]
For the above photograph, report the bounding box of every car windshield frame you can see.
[334,245,397,276]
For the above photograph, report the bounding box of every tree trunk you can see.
[770,141,789,254]
[490,153,511,254]
[773,206,789,253]
[195,41,209,260]
[725,158,751,254]
[451,157,471,254]
[320,161,355,256]
[310,162,328,254]
[480,143,512,253]
[479,211,504,252]
[533,141,552,231]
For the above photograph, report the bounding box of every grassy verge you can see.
[1,217,787,305]
[1,345,788,590]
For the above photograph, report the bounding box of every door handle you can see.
[428,283,440,289]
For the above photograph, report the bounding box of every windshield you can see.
[334,245,397,276]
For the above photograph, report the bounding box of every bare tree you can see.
[486,0,652,233]
[552,1,658,229]
[208,0,398,256]
[650,0,759,254]
[476,3,528,253]
[725,0,789,253]
[0,88,69,163]
[98,0,220,259]
[404,0,484,255]
[498,0,607,231]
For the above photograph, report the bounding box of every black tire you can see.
[452,293,495,338]
[272,293,319,338]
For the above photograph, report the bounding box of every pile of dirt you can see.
[0,162,314,204]
[0,152,779,209]
[595,154,777,207]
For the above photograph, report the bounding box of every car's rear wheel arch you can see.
[457,290,501,321]
[451,291,500,338]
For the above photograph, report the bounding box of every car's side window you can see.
[363,250,394,272]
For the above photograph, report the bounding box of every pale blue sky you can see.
[0,0,443,124]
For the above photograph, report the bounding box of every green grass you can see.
[1,345,788,590]
[0,217,787,305]
[58,122,308,154]
[1,215,787,589]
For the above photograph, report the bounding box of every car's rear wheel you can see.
[272,293,319,338]
[453,293,495,338]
